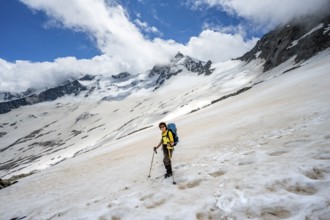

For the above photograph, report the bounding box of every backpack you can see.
[167,123,179,146]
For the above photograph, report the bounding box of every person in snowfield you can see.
[154,122,174,178]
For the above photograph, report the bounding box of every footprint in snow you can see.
[178,178,203,190]
[268,150,288,156]
[195,208,221,220]
[313,151,330,160]
[245,206,292,219]
[238,160,255,166]
[283,139,311,147]
[284,184,317,195]
[209,170,226,178]
[140,193,167,209]
[267,179,318,196]
[260,207,292,219]
[243,151,255,155]
[303,167,326,180]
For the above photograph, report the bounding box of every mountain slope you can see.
[0,50,329,219]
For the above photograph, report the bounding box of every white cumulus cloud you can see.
[134,18,162,35]
[0,0,258,92]
[190,0,330,30]
[20,0,175,72]
[182,30,258,63]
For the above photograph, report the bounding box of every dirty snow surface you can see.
[1,51,330,219]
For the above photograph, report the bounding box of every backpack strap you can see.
[166,130,170,139]
[166,130,176,146]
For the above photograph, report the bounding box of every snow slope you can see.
[1,50,330,219]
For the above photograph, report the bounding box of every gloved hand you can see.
[153,147,157,153]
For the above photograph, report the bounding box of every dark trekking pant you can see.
[162,145,173,174]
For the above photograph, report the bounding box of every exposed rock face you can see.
[149,52,214,89]
[0,97,30,114]
[0,80,87,114]
[38,80,86,101]
[0,88,37,102]
[238,14,330,72]
[0,92,21,101]
[0,172,34,190]
[0,178,13,189]
[79,74,96,81]
[112,72,132,81]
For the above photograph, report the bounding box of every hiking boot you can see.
[164,172,172,178]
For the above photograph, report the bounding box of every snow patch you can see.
[288,23,324,48]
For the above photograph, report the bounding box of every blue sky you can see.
[120,0,244,42]
[0,0,99,62]
[0,0,328,92]
[0,0,248,62]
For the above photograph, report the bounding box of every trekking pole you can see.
[148,148,157,178]
[168,148,176,185]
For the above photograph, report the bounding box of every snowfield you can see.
[1,50,330,219]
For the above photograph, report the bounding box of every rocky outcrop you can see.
[238,14,330,72]
[149,52,214,89]
[112,72,132,81]
[0,178,14,189]
[0,92,21,101]
[0,88,37,102]
[0,172,34,190]
[38,80,86,101]
[0,80,87,114]
[79,74,96,81]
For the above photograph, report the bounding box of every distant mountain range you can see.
[0,52,213,114]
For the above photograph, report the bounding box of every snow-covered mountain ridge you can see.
[0,52,213,113]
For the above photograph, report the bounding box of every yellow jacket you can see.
[162,130,174,145]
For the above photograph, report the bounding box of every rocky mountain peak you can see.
[173,52,184,60]
[79,74,96,81]
[148,52,214,89]
[237,13,330,71]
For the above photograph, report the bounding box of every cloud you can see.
[189,0,330,30]
[134,18,162,35]
[182,30,257,63]
[0,54,144,92]
[0,0,257,92]
[20,0,175,72]
[18,0,256,62]
[0,58,78,93]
